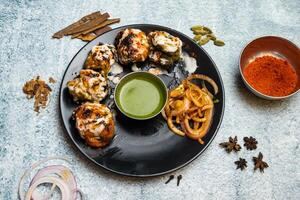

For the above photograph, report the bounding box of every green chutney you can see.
[115,73,167,119]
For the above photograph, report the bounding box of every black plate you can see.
[59,24,225,177]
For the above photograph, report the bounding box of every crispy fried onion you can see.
[164,74,218,144]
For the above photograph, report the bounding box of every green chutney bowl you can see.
[114,72,168,120]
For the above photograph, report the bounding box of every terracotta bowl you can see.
[239,36,300,100]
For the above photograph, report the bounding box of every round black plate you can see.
[59,24,225,177]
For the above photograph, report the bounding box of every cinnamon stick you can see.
[72,18,120,38]
[67,13,110,35]
[75,33,97,42]
[94,26,112,36]
[75,26,111,42]
[52,11,102,39]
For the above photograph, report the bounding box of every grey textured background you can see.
[0,0,300,199]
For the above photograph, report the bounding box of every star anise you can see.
[234,158,247,170]
[244,136,258,150]
[219,136,241,153]
[253,152,269,172]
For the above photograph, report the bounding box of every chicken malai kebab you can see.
[67,69,108,102]
[84,44,117,75]
[115,28,150,65]
[73,102,115,148]
[148,31,182,67]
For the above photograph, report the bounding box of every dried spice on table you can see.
[68,12,110,35]
[23,76,52,113]
[177,175,182,186]
[75,33,97,42]
[52,11,120,42]
[253,152,269,172]
[72,18,120,37]
[234,158,247,171]
[52,11,102,38]
[191,25,225,47]
[165,175,174,184]
[49,77,56,83]
[219,136,241,153]
[243,136,258,150]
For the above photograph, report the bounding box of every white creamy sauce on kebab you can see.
[148,67,168,75]
[109,62,124,75]
[131,64,141,72]
[182,52,197,74]
[108,63,123,85]
[107,62,123,86]
[107,75,121,84]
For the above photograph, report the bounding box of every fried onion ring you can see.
[163,74,218,144]
[167,116,185,136]
[187,74,218,94]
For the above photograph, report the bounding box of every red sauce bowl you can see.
[239,36,300,100]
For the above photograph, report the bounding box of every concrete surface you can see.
[0,0,299,199]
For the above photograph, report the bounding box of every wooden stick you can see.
[67,13,110,35]
[52,11,101,38]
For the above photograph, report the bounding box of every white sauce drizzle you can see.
[131,64,141,72]
[182,52,197,73]
[112,77,120,84]
[148,67,168,75]
[109,63,123,75]
[108,75,120,84]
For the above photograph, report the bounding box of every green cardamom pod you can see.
[193,34,202,41]
[191,25,203,31]
[203,26,213,34]
[214,39,225,46]
[207,34,216,41]
[198,37,210,46]
[193,29,209,35]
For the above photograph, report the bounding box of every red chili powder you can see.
[243,55,298,97]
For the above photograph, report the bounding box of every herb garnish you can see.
[219,136,241,153]
[243,136,258,150]
[253,152,269,172]
[234,158,247,171]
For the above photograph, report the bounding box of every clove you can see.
[165,175,174,184]
[177,175,182,186]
